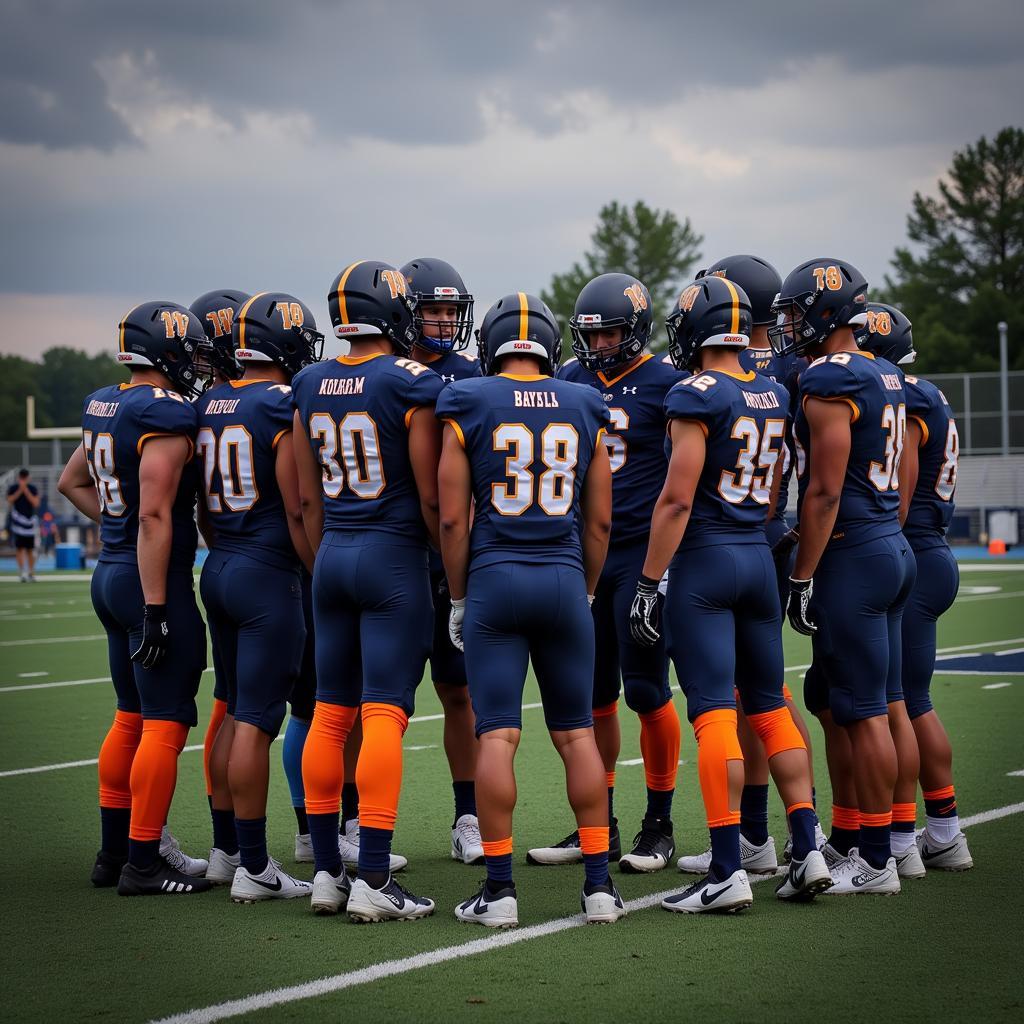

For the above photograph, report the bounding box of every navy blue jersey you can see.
[435,373,610,571]
[417,348,481,385]
[794,351,905,547]
[81,382,199,570]
[664,369,790,548]
[291,353,443,540]
[557,353,686,542]
[196,379,297,570]
[903,374,958,544]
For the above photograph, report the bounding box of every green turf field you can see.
[1,567,1023,1023]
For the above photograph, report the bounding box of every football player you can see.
[630,276,830,912]
[770,260,916,895]
[856,303,972,871]
[58,302,212,896]
[399,258,484,865]
[675,255,821,874]
[439,292,626,927]
[527,274,683,873]
[196,292,322,901]
[291,260,441,921]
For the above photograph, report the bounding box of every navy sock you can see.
[452,780,477,823]
[100,807,130,860]
[829,826,858,856]
[859,823,891,869]
[212,807,239,855]
[485,852,513,885]
[740,784,770,846]
[308,812,342,876]
[281,716,309,811]
[583,851,609,888]
[645,788,674,821]
[128,838,160,869]
[294,806,309,834]
[235,816,269,875]
[358,825,392,878]
[607,787,615,821]
[709,824,741,881]
[788,807,817,860]
[341,782,359,828]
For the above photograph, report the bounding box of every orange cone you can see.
[989,538,1007,556]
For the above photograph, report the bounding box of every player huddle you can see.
[57,252,971,928]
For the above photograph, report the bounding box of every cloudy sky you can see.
[2,0,1022,359]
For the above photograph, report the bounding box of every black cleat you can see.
[91,850,126,888]
[619,817,675,873]
[117,858,214,896]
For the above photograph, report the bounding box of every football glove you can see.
[629,574,661,647]
[587,594,595,608]
[131,603,170,669]
[448,597,466,652]
[786,578,817,636]
[771,527,800,576]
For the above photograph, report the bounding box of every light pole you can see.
[998,321,1009,456]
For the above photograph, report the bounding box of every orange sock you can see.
[128,720,189,842]
[578,826,610,855]
[481,837,514,857]
[693,709,742,828]
[639,700,681,792]
[356,702,409,830]
[746,705,806,758]
[98,710,142,808]
[831,805,861,831]
[301,702,358,815]
[605,770,616,789]
[202,698,227,797]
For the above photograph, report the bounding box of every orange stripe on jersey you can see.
[803,393,861,423]
[443,418,466,447]
[336,261,365,325]
[517,291,529,339]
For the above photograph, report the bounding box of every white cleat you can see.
[775,850,834,901]
[917,830,973,871]
[295,833,313,863]
[159,828,208,877]
[895,844,927,879]
[231,860,312,903]
[347,875,434,923]
[455,883,518,928]
[582,880,627,924]
[824,849,900,895]
[340,820,408,873]
[310,868,352,915]
[206,848,241,885]
[820,841,848,872]
[677,834,777,875]
[451,814,485,865]
[662,870,754,914]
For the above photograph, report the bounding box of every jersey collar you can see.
[229,378,273,388]
[707,368,756,382]
[337,352,386,365]
[499,373,549,381]
[597,352,652,388]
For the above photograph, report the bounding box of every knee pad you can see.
[746,706,806,758]
[623,674,671,715]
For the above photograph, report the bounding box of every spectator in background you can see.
[40,509,60,556]
[7,468,40,581]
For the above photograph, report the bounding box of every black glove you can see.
[629,574,662,647]
[132,603,170,669]
[771,527,800,576]
[786,578,817,636]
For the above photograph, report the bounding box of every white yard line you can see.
[956,590,1024,603]
[785,635,1024,674]
[0,633,106,647]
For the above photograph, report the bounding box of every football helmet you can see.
[665,276,752,371]
[477,292,562,376]
[569,273,653,373]
[233,292,323,380]
[189,289,250,381]
[769,258,868,357]
[399,258,474,353]
[697,255,781,326]
[327,260,418,355]
[116,301,208,398]
[853,302,916,366]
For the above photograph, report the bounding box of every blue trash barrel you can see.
[55,543,83,570]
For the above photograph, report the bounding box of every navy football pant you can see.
[200,551,305,738]
[289,569,317,721]
[902,542,959,720]
[464,562,594,735]
[91,562,206,725]
[429,568,468,687]
[591,538,672,714]
[666,541,786,722]
[805,532,917,725]
[312,531,431,715]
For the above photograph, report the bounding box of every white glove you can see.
[587,594,595,608]
[449,597,466,652]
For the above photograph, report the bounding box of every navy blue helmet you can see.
[189,289,250,381]
[477,292,562,376]
[698,255,781,326]
[569,273,653,373]
[116,301,208,398]
[233,292,323,380]
[327,260,418,356]
[400,257,474,354]
[665,276,753,372]
[853,301,916,366]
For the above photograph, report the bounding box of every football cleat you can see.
[917,830,973,871]
[294,833,313,863]
[455,882,518,928]
[581,880,627,924]
[619,817,675,874]
[820,841,848,872]
[775,850,834,901]
[783,822,828,864]
[527,819,621,865]
[824,850,900,895]
[206,847,241,885]
[895,844,927,879]
[662,870,753,914]
[451,814,485,865]
[340,820,408,873]
[160,828,208,876]
[347,875,435,923]
[231,860,312,903]
[91,850,126,888]
[676,834,777,875]
[117,858,213,896]
[311,868,352,915]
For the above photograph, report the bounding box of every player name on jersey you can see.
[85,400,119,418]
[742,390,781,410]
[513,389,560,408]
[318,376,365,396]
[881,373,903,392]
[203,398,241,415]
